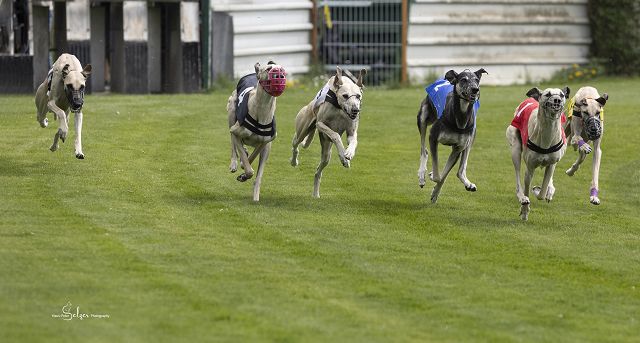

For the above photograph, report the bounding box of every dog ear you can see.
[596,93,608,106]
[526,87,541,101]
[334,66,343,88]
[563,86,570,98]
[356,68,367,88]
[254,62,261,74]
[267,61,276,65]
[444,70,458,84]
[82,64,92,78]
[474,68,488,79]
[62,64,71,79]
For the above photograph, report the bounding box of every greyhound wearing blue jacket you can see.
[416,69,487,203]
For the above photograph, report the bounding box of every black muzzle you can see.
[584,116,602,141]
[66,86,84,112]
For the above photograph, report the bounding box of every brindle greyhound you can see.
[35,53,91,159]
[416,68,487,203]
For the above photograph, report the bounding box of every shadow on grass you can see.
[0,156,44,177]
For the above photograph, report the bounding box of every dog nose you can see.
[470,87,479,94]
[351,108,360,115]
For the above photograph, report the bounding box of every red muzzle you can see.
[259,66,287,97]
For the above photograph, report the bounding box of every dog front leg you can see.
[590,138,602,205]
[430,148,462,203]
[533,163,556,202]
[316,121,349,168]
[565,148,587,176]
[457,142,476,192]
[344,124,358,161]
[252,142,271,202]
[231,134,254,182]
[74,111,84,159]
[313,134,333,198]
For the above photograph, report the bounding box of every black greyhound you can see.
[416,68,488,203]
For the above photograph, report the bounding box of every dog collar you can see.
[325,89,342,110]
[526,139,564,154]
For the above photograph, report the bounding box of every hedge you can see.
[588,0,640,76]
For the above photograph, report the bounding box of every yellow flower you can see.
[568,75,574,80]
[591,69,597,75]
[572,64,579,69]
[575,71,583,78]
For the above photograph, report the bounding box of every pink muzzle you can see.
[259,66,287,97]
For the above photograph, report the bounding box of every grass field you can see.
[1,77,639,342]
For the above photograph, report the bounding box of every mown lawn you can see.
[0,77,638,342]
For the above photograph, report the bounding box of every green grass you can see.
[1,78,639,342]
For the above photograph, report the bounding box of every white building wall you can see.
[407,0,591,85]
[211,0,313,78]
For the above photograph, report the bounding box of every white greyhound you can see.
[564,86,608,205]
[290,66,366,198]
[507,87,569,220]
[227,61,286,201]
[34,53,91,159]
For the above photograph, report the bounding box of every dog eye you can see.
[356,94,361,99]
[342,94,349,99]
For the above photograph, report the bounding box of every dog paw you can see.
[75,153,85,159]
[58,129,67,143]
[579,144,592,154]
[532,186,543,199]
[590,196,601,205]
[430,187,441,203]
[229,161,238,173]
[565,167,576,176]
[519,196,530,205]
[519,203,530,221]
[418,179,425,188]
[344,149,355,160]
[340,157,350,168]
[290,157,299,167]
[49,144,58,152]
[39,118,48,128]
[465,183,477,192]
[236,173,252,182]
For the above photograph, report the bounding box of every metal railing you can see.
[315,0,407,85]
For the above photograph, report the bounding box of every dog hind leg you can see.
[313,134,332,198]
[252,142,271,202]
[430,148,462,203]
[232,135,254,182]
[428,129,440,182]
[417,121,429,188]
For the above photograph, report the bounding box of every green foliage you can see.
[589,0,640,75]
[1,79,640,341]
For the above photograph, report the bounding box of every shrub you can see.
[588,0,640,76]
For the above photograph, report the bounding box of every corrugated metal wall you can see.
[211,0,313,78]
[407,0,590,85]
